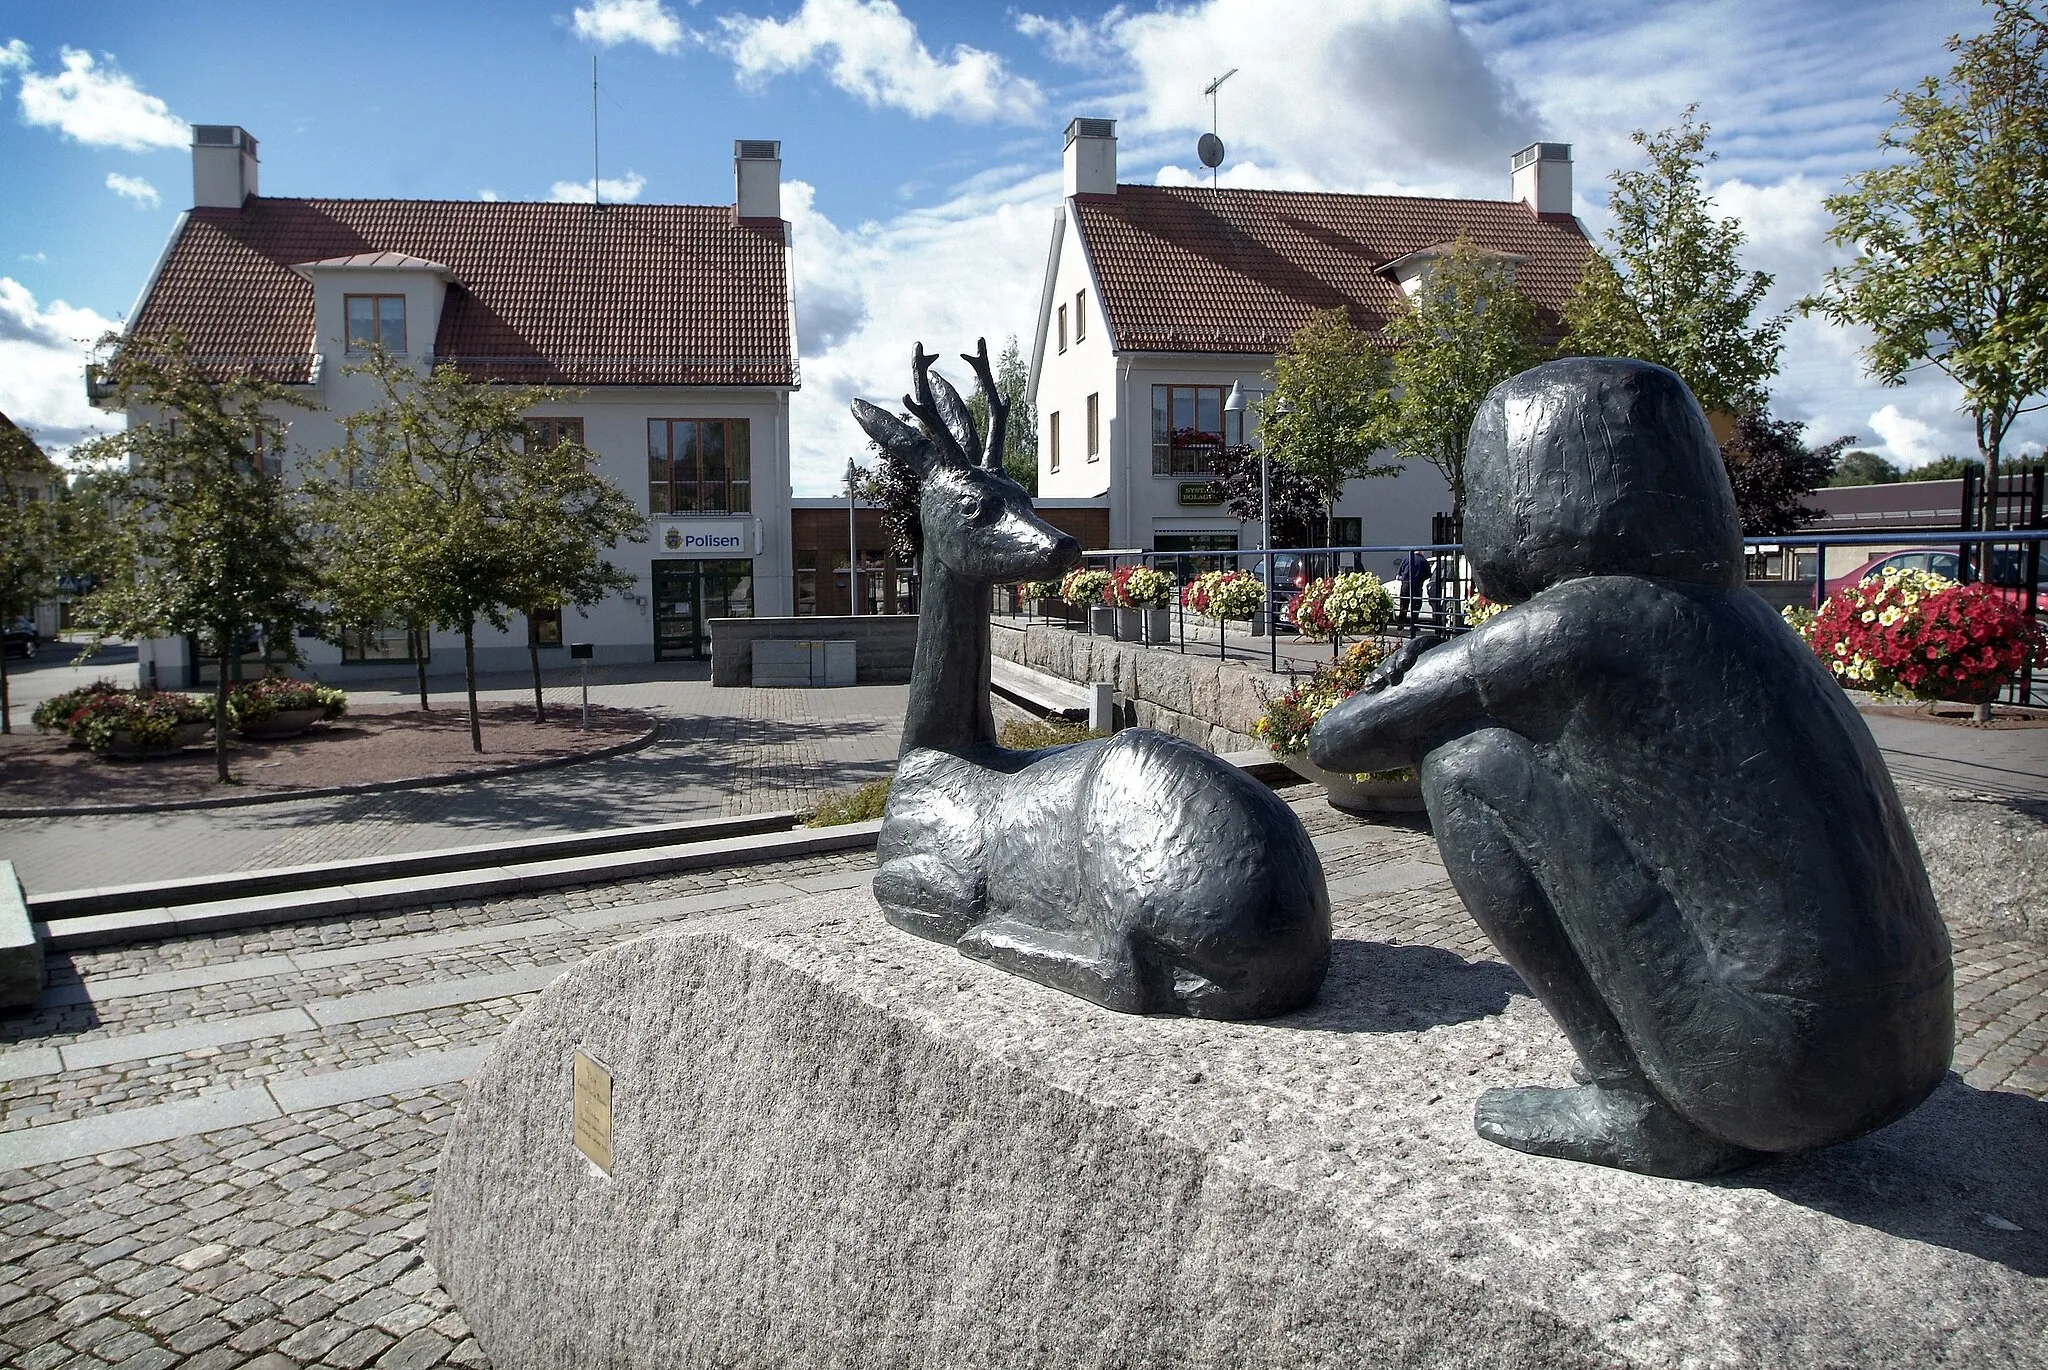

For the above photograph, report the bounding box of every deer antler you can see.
[963,338,1006,473]
[902,343,973,470]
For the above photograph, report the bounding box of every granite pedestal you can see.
[430,890,2046,1369]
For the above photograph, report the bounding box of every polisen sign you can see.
[653,518,761,558]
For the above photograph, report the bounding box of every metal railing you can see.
[993,528,2048,705]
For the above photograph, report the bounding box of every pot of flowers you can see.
[1062,567,1114,636]
[1182,569,1264,656]
[1788,566,2043,721]
[59,690,218,759]
[1117,566,1178,643]
[32,679,133,748]
[1285,570,1396,647]
[1254,640,1426,814]
[1019,579,1062,621]
[231,675,349,739]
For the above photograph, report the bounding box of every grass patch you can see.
[805,777,893,827]
[997,717,1106,750]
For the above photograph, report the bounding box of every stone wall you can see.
[1893,781,2048,945]
[990,622,1276,754]
[709,615,919,687]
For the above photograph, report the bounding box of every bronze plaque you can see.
[572,1049,613,1174]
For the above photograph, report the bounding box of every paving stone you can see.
[325,1326,396,1368]
[376,1327,452,1370]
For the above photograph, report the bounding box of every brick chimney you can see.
[1512,142,1571,216]
[192,125,259,209]
[1064,118,1117,198]
[735,140,781,222]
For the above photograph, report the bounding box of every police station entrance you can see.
[652,560,754,660]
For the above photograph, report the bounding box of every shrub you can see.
[805,777,893,827]
[1792,567,2041,700]
[997,717,1105,750]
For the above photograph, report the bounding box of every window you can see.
[1049,411,1061,472]
[251,428,282,480]
[647,419,751,514]
[1151,385,1245,476]
[341,621,428,663]
[527,606,563,647]
[345,294,406,355]
[525,417,585,451]
[1086,393,1100,461]
[1075,290,1086,342]
[1057,304,1068,353]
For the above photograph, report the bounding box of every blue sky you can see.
[2,0,2039,494]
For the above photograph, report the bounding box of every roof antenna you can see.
[591,54,601,210]
[1200,68,1236,192]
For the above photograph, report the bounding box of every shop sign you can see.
[654,517,761,557]
[1178,483,1223,507]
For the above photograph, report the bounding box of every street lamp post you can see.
[1225,381,1289,662]
[846,456,860,616]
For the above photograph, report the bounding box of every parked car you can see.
[2,619,38,659]
[1822,546,2046,606]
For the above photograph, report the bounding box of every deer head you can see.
[852,339,1080,587]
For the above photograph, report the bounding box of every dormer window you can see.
[345,294,406,355]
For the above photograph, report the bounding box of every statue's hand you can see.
[1367,634,1446,693]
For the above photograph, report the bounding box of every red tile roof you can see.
[129,198,794,387]
[1,410,55,473]
[1071,185,1592,354]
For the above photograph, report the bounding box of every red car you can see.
[1823,546,2044,606]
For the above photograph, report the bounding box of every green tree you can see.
[1256,308,1399,545]
[0,428,60,735]
[1829,449,1903,486]
[329,351,644,751]
[964,334,1037,494]
[1802,0,2048,534]
[501,427,646,722]
[1562,106,1788,417]
[74,332,322,782]
[1373,240,1545,516]
[1904,455,1984,481]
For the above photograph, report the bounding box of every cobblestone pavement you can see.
[3,788,2043,1368]
[0,665,915,895]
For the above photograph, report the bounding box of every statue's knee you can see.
[1422,727,1537,811]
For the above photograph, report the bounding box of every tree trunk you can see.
[0,642,11,735]
[462,619,482,753]
[413,621,430,711]
[215,647,232,783]
[528,632,546,724]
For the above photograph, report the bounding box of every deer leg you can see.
[874,853,985,946]
[957,919,1148,1014]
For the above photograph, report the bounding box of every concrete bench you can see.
[753,639,856,688]
[0,860,46,1008]
[990,658,1093,721]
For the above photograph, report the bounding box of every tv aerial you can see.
[1200,68,1237,186]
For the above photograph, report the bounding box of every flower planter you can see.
[104,721,213,759]
[1142,607,1174,644]
[1276,752,1426,815]
[237,706,327,740]
[1113,607,1143,641]
[1087,605,1115,636]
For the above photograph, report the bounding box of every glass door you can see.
[652,561,700,660]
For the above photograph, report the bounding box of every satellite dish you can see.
[1197,133,1225,169]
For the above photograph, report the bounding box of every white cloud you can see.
[547,171,648,203]
[572,0,688,54]
[0,278,118,455]
[13,46,188,151]
[721,0,1042,123]
[1013,9,1125,67]
[0,38,27,73]
[1867,402,1955,468]
[782,168,1061,494]
[104,171,159,207]
[478,188,501,202]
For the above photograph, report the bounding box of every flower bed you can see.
[1285,572,1394,641]
[33,682,217,757]
[1182,570,1263,622]
[1787,567,2042,702]
[228,675,348,727]
[1253,640,1393,756]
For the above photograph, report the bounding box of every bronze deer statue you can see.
[850,341,1331,1019]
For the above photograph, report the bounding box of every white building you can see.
[1028,120,1591,573]
[104,126,797,686]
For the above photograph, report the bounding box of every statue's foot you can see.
[1474,1084,1766,1179]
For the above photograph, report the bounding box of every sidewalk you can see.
[1,788,2040,1369]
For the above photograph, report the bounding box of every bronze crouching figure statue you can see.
[850,341,1330,1019]
[1310,357,1953,1178]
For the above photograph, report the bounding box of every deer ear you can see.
[924,368,985,468]
[851,399,941,476]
